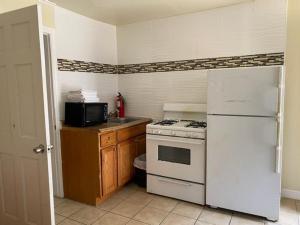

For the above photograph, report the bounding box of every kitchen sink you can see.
[108,117,137,124]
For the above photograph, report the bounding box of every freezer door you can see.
[207,66,282,116]
[206,115,281,220]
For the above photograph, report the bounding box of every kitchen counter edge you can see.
[61,117,152,133]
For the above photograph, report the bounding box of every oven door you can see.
[146,134,205,183]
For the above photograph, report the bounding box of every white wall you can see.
[55,6,118,118]
[119,71,207,119]
[281,0,300,196]
[117,0,287,119]
[55,6,117,64]
[117,0,286,64]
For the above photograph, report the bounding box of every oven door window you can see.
[158,145,191,165]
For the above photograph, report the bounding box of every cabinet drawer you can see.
[100,132,116,148]
[117,123,146,142]
[147,174,205,205]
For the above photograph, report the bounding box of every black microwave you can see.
[65,102,108,127]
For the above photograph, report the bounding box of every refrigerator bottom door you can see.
[206,115,281,221]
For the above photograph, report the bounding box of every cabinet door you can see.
[101,146,117,196]
[118,139,136,186]
[135,134,146,157]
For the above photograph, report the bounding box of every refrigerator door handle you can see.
[275,146,281,174]
[275,114,281,174]
[275,68,284,174]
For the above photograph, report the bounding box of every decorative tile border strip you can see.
[57,52,284,74]
[57,59,118,74]
[117,52,284,74]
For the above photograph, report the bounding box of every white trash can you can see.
[133,154,146,187]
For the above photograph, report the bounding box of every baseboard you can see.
[282,189,300,200]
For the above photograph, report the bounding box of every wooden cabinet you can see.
[60,129,100,205]
[101,146,117,196]
[100,132,116,148]
[60,120,150,205]
[117,134,146,186]
[134,134,146,157]
[117,123,146,142]
[117,139,136,186]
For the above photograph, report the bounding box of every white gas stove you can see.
[147,119,206,139]
[146,103,207,205]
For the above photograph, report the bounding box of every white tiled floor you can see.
[55,183,300,225]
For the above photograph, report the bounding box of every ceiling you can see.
[50,0,250,25]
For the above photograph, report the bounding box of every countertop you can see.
[61,117,152,133]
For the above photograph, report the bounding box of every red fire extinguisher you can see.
[116,92,125,118]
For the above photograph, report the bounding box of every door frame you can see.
[43,26,64,198]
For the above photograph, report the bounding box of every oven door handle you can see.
[157,177,192,186]
[147,135,205,145]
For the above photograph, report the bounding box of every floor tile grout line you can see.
[98,191,155,223]
[171,211,202,221]
[196,206,234,225]
[56,187,300,225]
[97,187,139,212]
[109,189,153,219]
[228,213,233,225]
[128,193,159,222]
[56,204,85,219]
[56,216,66,225]
[125,218,151,225]
[130,194,155,219]
[90,211,112,225]
[56,215,85,225]
[295,200,300,225]
[66,207,108,225]
[163,202,203,225]
[56,199,112,224]
[196,205,206,221]
[127,194,173,225]
[55,186,140,224]
[106,193,129,211]
[92,198,132,224]
[158,201,180,225]
[54,197,67,208]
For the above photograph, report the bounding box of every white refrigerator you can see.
[206,66,284,221]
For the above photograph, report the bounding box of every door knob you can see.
[33,144,45,154]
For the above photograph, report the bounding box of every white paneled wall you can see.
[117,0,287,119]
[55,6,117,64]
[117,0,286,64]
[118,71,207,119]
[55,6,118,119]
[55,0,287,120]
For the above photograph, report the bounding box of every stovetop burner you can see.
[154,120,178,126]
[186,121,207,128]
